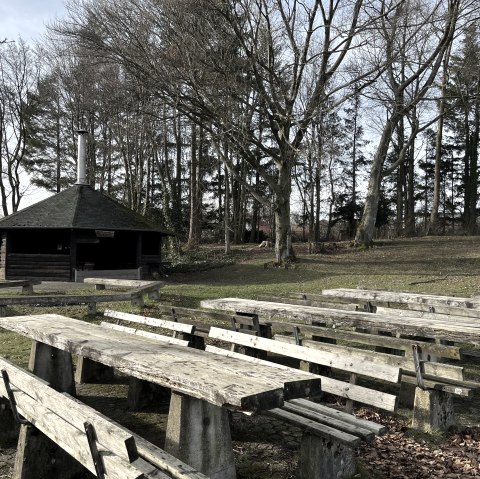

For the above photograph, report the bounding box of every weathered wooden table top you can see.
[200,298,480,346]
[322,288,480,309]
[0,314,320,412]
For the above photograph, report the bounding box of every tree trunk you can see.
[428,47,451,235]
[274,161,294,263]
[355,117,397,247]
[224,163,231,254]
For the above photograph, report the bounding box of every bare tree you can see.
[0,39,39,215]
[355,0,460,247]
[56,0,385,263]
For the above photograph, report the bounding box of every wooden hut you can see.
[0,132,173,281]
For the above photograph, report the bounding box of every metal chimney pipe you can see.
[76,129,88,185]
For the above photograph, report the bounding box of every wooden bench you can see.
[83,278,165,301]
[201,297,480,432]
[0,280,164,317]
[0,356,207,479]
[322,288,480,318]
[206,329,396,479]
[0,280,41,295]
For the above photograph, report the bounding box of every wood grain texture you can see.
[201,298,480,345]
[100,322,190,346]
[209,327,401,383]
[205,344,397,411]
[104,309,194,334]
[0,314,319,411]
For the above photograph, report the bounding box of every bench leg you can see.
[297,434,356,479]
[165,392,236,479]
[127,378,171,411]
[13,342,84,479]
[13,424,87,479]
[412,387,455,432]
[87,302,97,316]
[0,305,6,317]
[95,284,106,290]
[74,356,115,384]
[131,295,145,308]
[148,290,161,301]
[0,397,17,440]
[21,285,34,295]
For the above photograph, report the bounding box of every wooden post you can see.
[21,284,34,295]
[74,356,114,384]
[28,342,75,395]
[13,341,84,479]
[297,434,356,479]
[412,387,455,433]
[87,302,97,316]
[165,392,236,479]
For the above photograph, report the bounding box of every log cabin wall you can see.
[6,253,71,281]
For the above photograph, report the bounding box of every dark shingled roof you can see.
[0,184,172,233]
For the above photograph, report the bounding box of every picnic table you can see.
[0,313,320,479]
[200,297,480,346]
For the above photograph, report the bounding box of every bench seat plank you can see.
[104,310,194,335]
[100,322,190,346]
[288,398,387,436]
[266,408,361,447]
[281,402,375,442]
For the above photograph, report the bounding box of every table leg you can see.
[165,392,236,479]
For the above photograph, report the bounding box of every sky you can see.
[0,0,66,43]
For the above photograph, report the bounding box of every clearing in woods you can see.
[1,236,480,478]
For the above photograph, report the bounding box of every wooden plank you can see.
[0,314,320,411]
[287,398,387,436]
[400,375,474,397]
[276,336,465,382]
[0,293,133,306]
[84,278,164,289]
[408,303,480,319]
[0,363,143,479]
[205,345,321,399]
[281,402,375,442]
[205,345,398,411]
[209,327,401,383]
[132,435,209,479]
[0,280,41,289]
[104,309,194,334]
[323,288,480,310]
[258,295,359,311]
[0,357,137,463]
[100,322,190,346]
[201,298,480,346]
[266,408,361,446]
[265,320,461,359]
